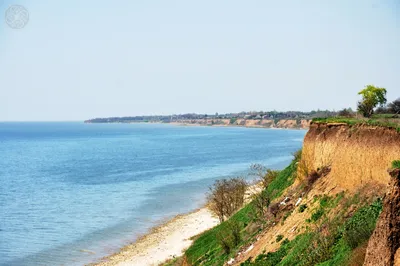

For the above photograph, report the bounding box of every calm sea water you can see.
[0,122,305,265]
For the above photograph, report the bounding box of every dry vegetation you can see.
[207,178,247,223]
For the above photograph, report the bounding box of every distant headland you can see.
[84,110,339,129]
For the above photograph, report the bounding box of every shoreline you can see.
[92,206,219,266]
[92,183,262,266]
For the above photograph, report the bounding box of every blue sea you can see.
[0,122,306,265]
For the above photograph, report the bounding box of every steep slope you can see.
[364,167,400,266]
[300,123,400,191]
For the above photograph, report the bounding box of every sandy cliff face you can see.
[364,168,400,266]
[299,123,400,191]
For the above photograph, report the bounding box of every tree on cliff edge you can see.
[357,85,387,117]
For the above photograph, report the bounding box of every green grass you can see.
[241,238,293,266]
[371,114,400,119]
[310,208,324,222]
[240,198,382,266]
[298,204,307,213]
[266,159,298,200]
[341,199,382,249]
[312,117,400,132]
[185,203,254,266]
[392,160,400,169]
[308,195,337,223]
[185,154,300,266]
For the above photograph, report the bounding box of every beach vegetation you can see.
[251,190,270,226]
[216,220,242,254]
[207,177,247,223]
[250,164,280,190]
[185,152,301,266]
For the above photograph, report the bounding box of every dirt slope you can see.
[364,168,400,266]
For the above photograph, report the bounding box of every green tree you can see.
[357,85,387,117]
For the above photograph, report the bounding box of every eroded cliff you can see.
[364,168,400,266]
[299,122,400,191]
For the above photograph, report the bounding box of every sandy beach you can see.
[93,183,261,266]
[94,207,219,266]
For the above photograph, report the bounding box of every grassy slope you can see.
[241,196,382,266]
[185,157,299,266]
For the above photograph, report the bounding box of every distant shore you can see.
[93,207,218,266]
[85,119,311,130]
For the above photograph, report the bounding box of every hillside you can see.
[168,121,400,266]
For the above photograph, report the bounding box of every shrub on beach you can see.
[208,177,247,223]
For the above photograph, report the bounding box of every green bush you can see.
[185,203,253,265]
[342,199,382,248]
[241,238,292,266]
[276,235,283,242]
[392,160,400,169]
[282,211,292,222]
[310,208,324,222]
[298,204,307,213]
[266,156,299,200]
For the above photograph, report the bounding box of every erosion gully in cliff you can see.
[364,168,400,266]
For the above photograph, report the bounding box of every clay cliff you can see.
[299,122,400,191]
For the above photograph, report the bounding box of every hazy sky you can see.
[1,0,399,121]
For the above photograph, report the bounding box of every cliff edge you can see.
[299,122,400,191]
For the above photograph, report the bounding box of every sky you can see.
[0,0,399,121]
